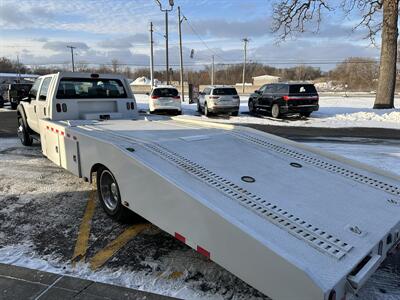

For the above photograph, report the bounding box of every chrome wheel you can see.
[99,170,119,211]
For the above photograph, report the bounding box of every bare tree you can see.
[330,57,379,90]
[272,0,398,109]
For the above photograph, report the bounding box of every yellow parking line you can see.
[89,223,150,270]
[72,189,97,264]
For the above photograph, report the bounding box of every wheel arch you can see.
[90,163,107,184]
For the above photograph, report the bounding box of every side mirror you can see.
[255,90,260,94]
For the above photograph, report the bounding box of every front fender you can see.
[16,104,33,134]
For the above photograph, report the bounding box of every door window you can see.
[275,84,288,94]
[38,78,52,101]
[264,85,274,94]
[29,79,42,100]
[259,85,267,93]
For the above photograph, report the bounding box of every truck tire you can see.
[17,112,33,146]
[0,96,4,108]
[97,166,133,222]
[231,110,239,117]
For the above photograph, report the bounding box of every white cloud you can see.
[43,41,89,52]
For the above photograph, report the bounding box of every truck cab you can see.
[17,72,137,145]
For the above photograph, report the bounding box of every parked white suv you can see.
[197,86,240,116]
[148,86,182,115]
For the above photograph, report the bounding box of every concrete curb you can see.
[0,263,179,300]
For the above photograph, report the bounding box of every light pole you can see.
[177,6,186,102]
[155,0,174,85]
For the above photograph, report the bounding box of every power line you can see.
[181,14,227,62]
[20,58,381,69]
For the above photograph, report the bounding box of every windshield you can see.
[152,88,178,97]
[289,84,317,94]
[212,88,238,96]
[56,78,127,99]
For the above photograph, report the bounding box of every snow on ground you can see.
[0,243,244,300]
[135,94,400,129]
[301,138,400,176]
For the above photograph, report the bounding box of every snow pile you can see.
[131,77,161,86]
[131,76,151,85]
[334,111,400,124]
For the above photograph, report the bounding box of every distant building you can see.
[235,82,252,86]
[252,75,281,86]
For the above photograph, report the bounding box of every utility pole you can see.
[155,0,174,85]
[16,54,21,82]
[242,38,249,94]
[178,6,185,102]
[165,10,169,84]
[66,46,76,72]
[211,55,215,85]
[149,22,155,87]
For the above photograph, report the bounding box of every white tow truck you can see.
[17,72,400,300]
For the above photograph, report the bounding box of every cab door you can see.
[24,78,42,133]
[260,84,274,108]
[36,77,53,122]
[254,85,267,107]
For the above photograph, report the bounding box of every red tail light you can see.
[283,95,290,101]
[173,96,180,99]
[151,96,160,99]
[209,96,220,99]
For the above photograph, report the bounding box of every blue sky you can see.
[0,0,381,71]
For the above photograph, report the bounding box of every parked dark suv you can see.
[0,83,33,110]
[248,83,319,118]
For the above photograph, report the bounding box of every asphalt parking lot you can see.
[1,108,400,299]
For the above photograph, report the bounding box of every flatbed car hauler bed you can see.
[17,72,400,300]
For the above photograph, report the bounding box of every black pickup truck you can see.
[248,83,319,118]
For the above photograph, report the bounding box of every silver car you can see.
[197,86,240,116]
